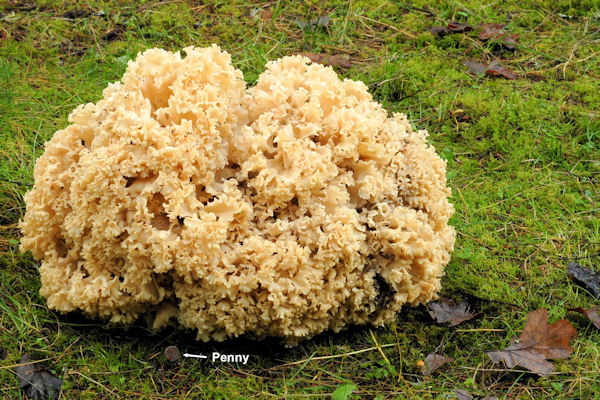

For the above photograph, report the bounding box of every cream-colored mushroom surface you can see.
[20,45,455,344]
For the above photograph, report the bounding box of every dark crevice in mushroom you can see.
[205,195,216,205]
[374,273,395,307]
[124,177,136,188]
[195,185,211,204]
[56,237,68,258]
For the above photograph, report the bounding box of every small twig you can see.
[455,187,470,223]
[274,343,396,367]
[0,178,28,186]
[370,330,414,396]
[0,357,54,371]
[369,330,392,366]
[460,366,563,375]
[67,371,116,395]
[86,366,154,375]
[555,252,600,261]
[398,3,436,17]
[359,15,417,39]
[373,76,404,88]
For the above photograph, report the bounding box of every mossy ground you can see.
[1,0,599,398]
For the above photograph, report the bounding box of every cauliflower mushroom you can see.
[20,45,455,344]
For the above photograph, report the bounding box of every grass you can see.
[1,0,599,398]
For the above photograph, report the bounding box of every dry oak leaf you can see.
[424,352,454,375]
[428,298,478,326]
[487,309,577,376]
[567,307,600,329]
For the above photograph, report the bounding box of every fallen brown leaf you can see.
[485,61,518,80]
[567,261,600,299]
[464,60,487,76]
[478,23,506,40]
[487,309,577,376]
[424,352,454,375]
[430,26,448,35]
[478,23,519,49]
[567,307,600,329]
[455,389,473,400]
[300,53,352,69]
[464,60,517,80]
[502,33,520,50]
[428,298,478,326]
[447,21,473,33]
[430,21,472,36]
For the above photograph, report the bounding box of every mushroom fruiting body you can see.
[20,46,455,344]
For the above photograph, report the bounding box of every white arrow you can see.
[183,353,208,359]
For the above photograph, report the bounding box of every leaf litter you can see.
[300,53,352,69]
[487,309,577,376]
[430,21,473,36]
[424,352,454,375]
[567,261,600,298]
[464,60,518,80]
[567,307,600,329]
[14,354,62,400]
[478,23,519,50]
[427,298,478,326]
[455,389,473,400]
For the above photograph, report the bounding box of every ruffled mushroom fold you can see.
[20,46,455,344]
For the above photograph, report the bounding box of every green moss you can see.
[1,0,599,398]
